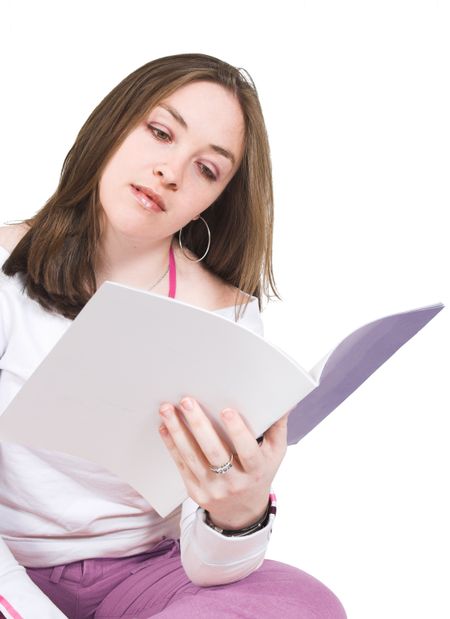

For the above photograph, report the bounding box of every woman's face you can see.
[98,80,246,244]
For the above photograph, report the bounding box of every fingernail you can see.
[160,405,173,418]
[221,409,234,420]
[180,397,193,411]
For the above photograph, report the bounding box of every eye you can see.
[147,124,171,142]
[198,163,217,182]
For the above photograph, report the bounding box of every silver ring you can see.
[208,453,233,474]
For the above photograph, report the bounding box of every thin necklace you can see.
[148,263,169,291]
[148,245,172,291]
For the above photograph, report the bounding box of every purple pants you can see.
[26,538,347,619]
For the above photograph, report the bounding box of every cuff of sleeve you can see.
[190,491,277,564]
[0,568,67,618]
[179,491,277,586]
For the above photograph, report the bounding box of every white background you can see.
[1,1,448,617]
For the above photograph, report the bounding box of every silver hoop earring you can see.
[178,216,211,263]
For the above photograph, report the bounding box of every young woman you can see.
[0,53,347,618]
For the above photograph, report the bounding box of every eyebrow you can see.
[158,103,237,166]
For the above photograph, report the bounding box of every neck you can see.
[95,230,174,291]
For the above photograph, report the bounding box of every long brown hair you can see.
[2,53,281,321]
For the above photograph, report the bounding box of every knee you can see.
[258,560,347,618]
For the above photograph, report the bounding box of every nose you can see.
[153,163,179,190]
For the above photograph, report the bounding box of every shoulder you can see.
[201,267,250,310]
[173,244,251,311]
[0,223,30,254]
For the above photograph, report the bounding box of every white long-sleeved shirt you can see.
[0,245,276,618]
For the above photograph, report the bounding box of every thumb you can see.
[263,411,289,450]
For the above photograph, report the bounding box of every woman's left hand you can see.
[158,396,289,530]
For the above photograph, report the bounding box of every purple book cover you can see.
[286,303,445,445]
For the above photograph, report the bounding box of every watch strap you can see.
[204,491,276,537]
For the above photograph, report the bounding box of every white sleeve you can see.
[0,537,68,618]
[0,251,67,618]
[179,492,276,587]
[179,301,277,587]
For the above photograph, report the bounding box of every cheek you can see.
[188,167,231,201]
[181,186,223,219]
[98,162,127,221]
[99,152,135,208]
[98,173,109,210]
[102,133,144,184]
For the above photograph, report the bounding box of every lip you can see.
[131,184,166,211]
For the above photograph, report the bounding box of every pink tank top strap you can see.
[168,244,176,298]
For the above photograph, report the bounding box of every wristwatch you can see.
[204,498,271,537]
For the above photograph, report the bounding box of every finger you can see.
[178,397,236,471]
[160,402,225,480]
[262,412,289,458]
[219,408,264,474]
[158,420,200,489]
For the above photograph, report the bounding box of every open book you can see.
[0,281,444,517]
